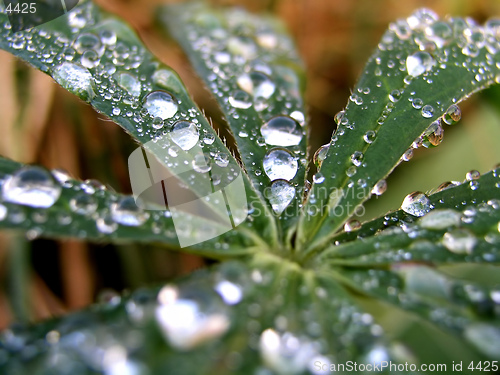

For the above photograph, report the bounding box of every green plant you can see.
[0,0,499,373]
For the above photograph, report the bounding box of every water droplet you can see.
[260,116,303,147]
[402,148,413,161]
[442,104,461,125]
[214,152,230,168]
[52,62,95,101]
[421,104,434,118]
[290,111,305,126]
[412,98,423,109]
[466,170,480,181]
[425,21,453,48]
[344,219,361,232]
[170,121,199,151]
[421,120,443,147]
[389,89,402,102]
[237,71,275,99]
[401,191,431,217]
[267,180,295,214]
[100,29,117,46]
[228,90,252,109]
[152,117,164,130]
[363,130,376,144]
[263,149,298,181]
[443,228,477,254]
[111,197,149,226]
[406,51,435,77]
[351,151,364,167]
[96,214,118,234]
[143,91,178,120]
[371,179,387,196]
[192,154,212,174]
[115,72,141,97]
[259,329,317,375]
[81,50,100,69]
[2,167,61,208]
[419,209,462,229]
[155,285,230,350]
[69,193,98,215]
[313,144,329,168]
[73,33,102,54]
[227,36,257,59]
[313,173,325,184]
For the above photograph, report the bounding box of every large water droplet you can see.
[111,197,149,226]
[192,154,212,174]
[115,72,141,97]
[73,33,102,54]
[260,116,303,147]
[419,209,462,229]
[344,219,361,232]
[363,130,376,144]
[371,179,387,196]
[267,180,295,214]
[263,148,298,181]
[421,104,434,119]
[351,151,364,167]
[52,62,95,101]
[237,71,276,99]
[313,144,329,168]
[406,51,435,77]
[401,191,431,217]
[170,121,199,151]
[442,228,477,254]
[143,91,178,120]
[421,120,443,147]
[2,167,62,208]
[155,285,230,350]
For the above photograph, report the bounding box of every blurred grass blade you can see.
[297,9,500,254]
[159,3,307,242]
[0,0,278,250]
[0,156,262,257]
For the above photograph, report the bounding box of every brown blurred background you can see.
[1,0,500,330]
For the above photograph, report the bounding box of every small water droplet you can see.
[406,51,435,77]
[389,89,402,102]
[402,148,414,161]
[401,191,431,217]
[442,104,461,125]
[344,219,361,232]
[96,214,118,234]
[260,116,303,147]
[351,151,364,167]
[363,130,376,144]
[2,167,61,208]
[412,98,423,109]
[443,228,477,254]
[228,90,252,109]
[313,173,325,184]
[421,104,434,118]
[143,91,178,120]
[371,179,387,196]
[214,152,230,168]
[466,170,480,181]
[52,62,95,102]
[237,71,275,99]
[111,197,149,226]
[69,193,98,215]
[421,120,443,147]
[263,149,298,181]
[170,121,199,151]
[267,180,295,214]
[313,144,329,168]
[192,154,212,174]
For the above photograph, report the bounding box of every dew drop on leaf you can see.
[401,191,431,217]
[115,72,141,97]
[363,130,376,144]
[418,209,462,229]
[267,180,295,214]
[371,179,387,196]
[143,91,178,120]
[228,90,252,109]
[313,144,329,168]
[260,116,303,147]
[442,228,477,254]
[406,51,435,77]
[442,104,461,125]
[170,121,199,151]
[344,219,361,232]
[263,148,298,181]
[69,193,98,215]
[52,62,95,102]
[421,104,434,118]
[237,71,275,99]
[466,170,481,181]
[111,197,149,227]
[2,166,61,208]
[313,172,325,184]
[192,154,212,174]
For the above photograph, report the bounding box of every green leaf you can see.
[0,0,279,251]
[0,156,263,256]
[297,9,500,255]
[0,257,419,374]
[158,3,307,243]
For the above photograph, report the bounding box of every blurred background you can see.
[1,0,500,363]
